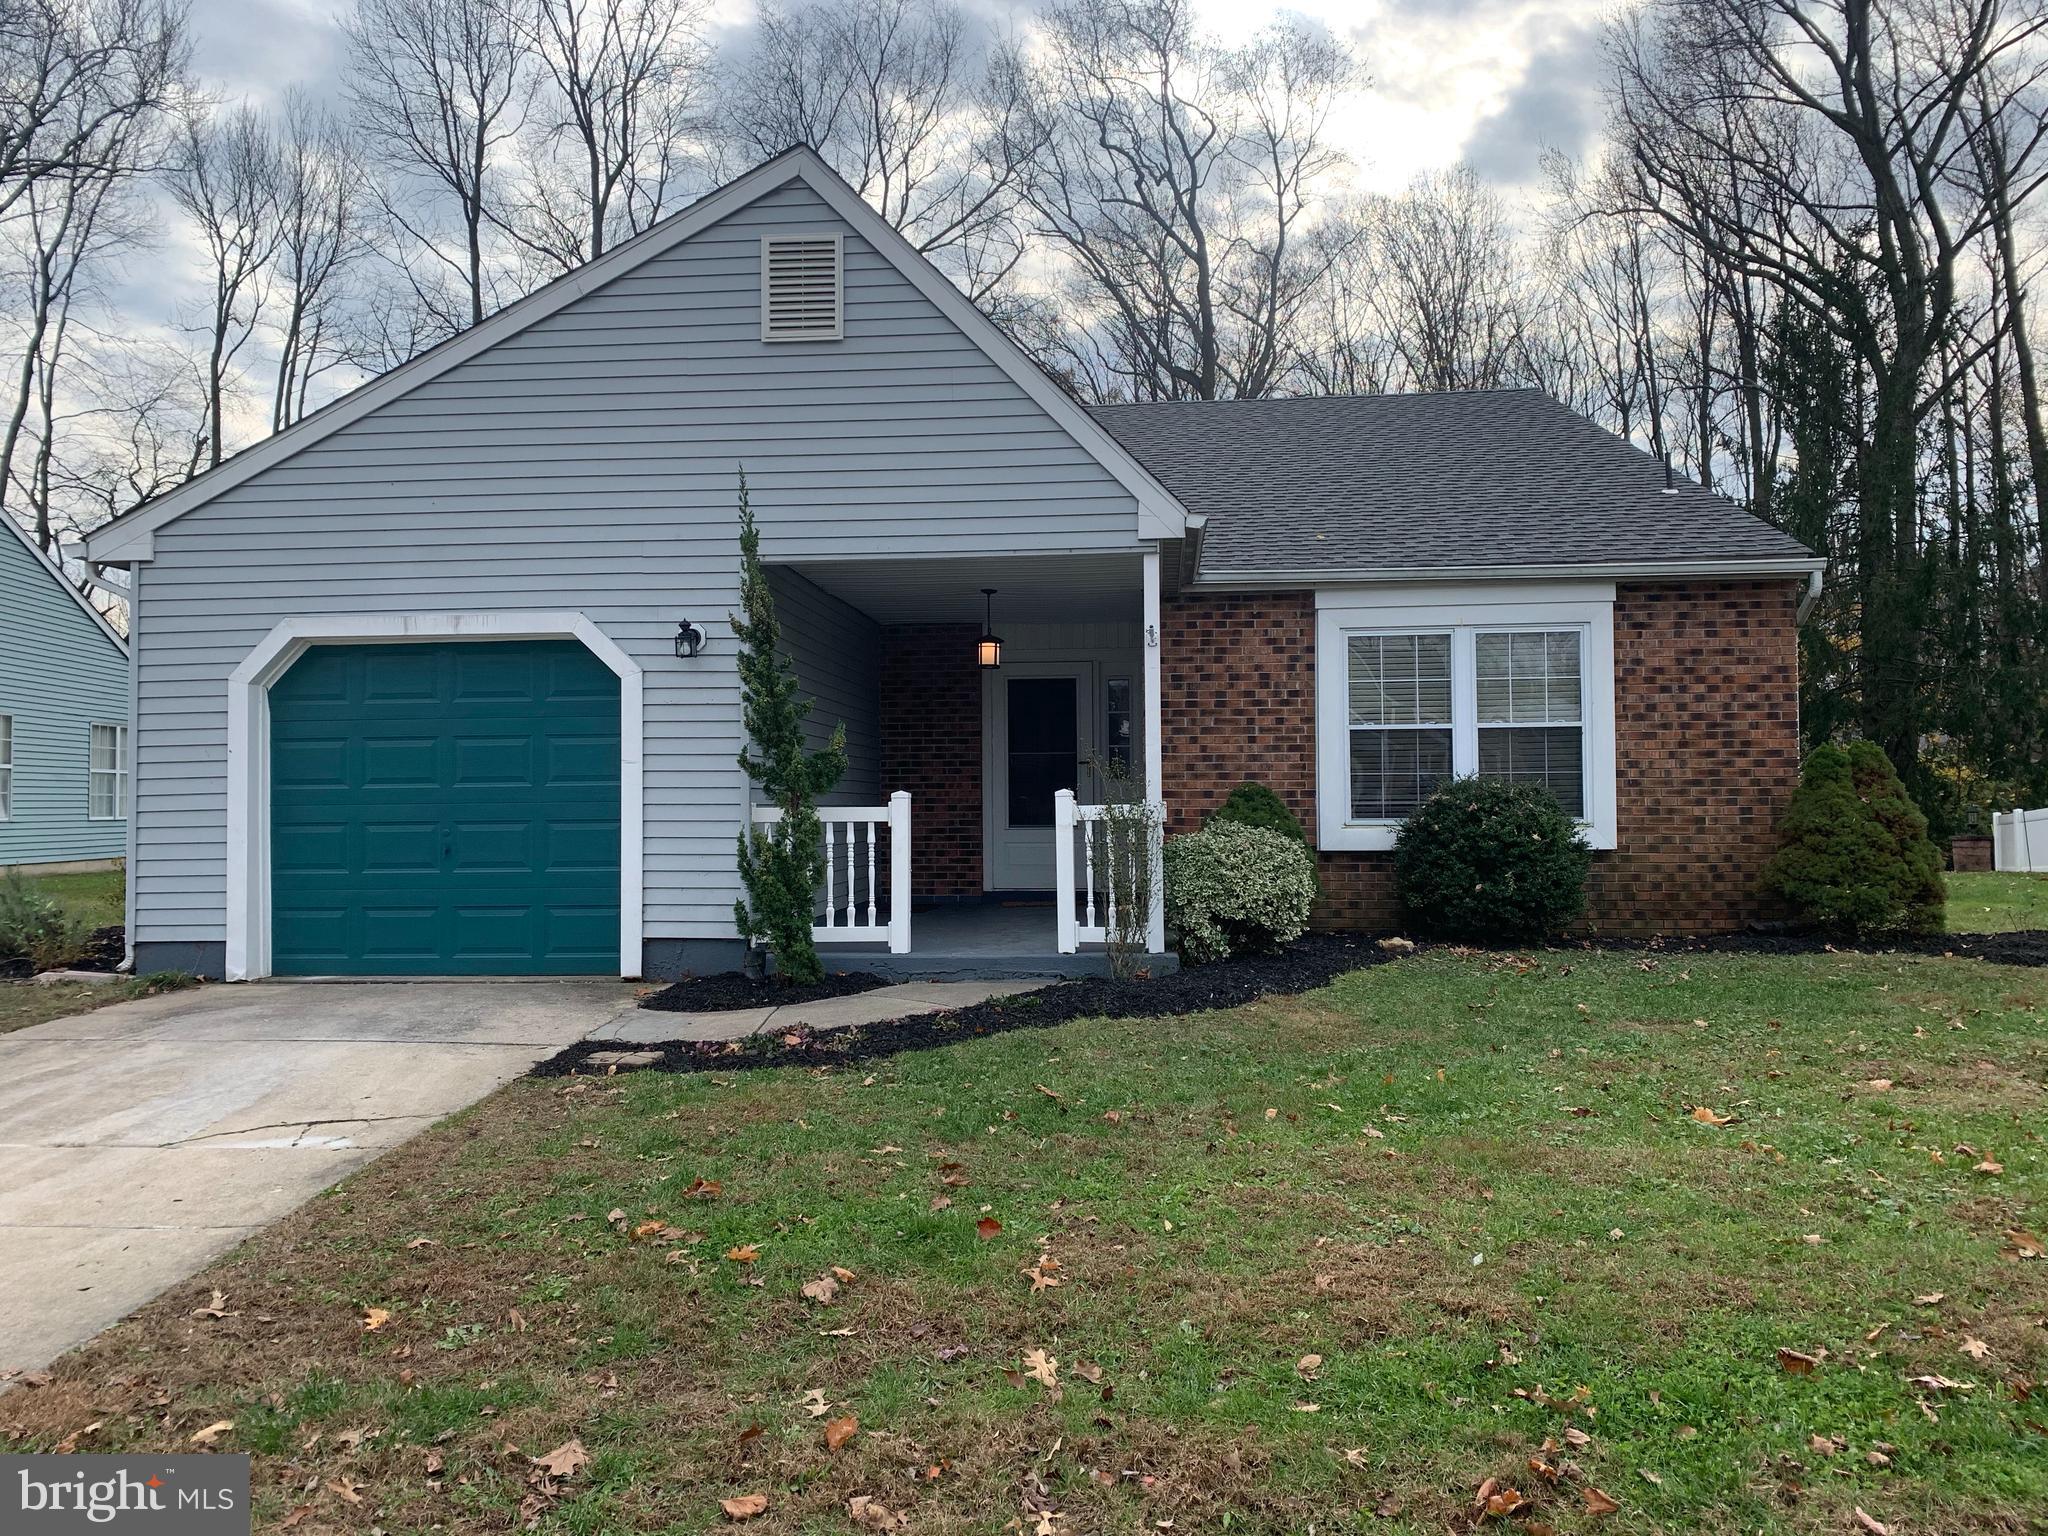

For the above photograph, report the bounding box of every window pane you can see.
[1006,677,1077,827]
[90,724,116,772]
[1351,727,1452,820]
[1477,630,1582,725]
[1350,634,1450,726]
[1478,725,1584,817]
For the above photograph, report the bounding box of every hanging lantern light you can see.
[976,587,1003,669]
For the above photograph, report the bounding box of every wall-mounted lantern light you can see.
[976,588,1003,669]
[675,619,707,659]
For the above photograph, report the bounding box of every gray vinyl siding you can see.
[767,566,881,804]
[129,174,1140,953]
[0,526,129,866]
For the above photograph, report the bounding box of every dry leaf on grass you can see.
[720,1493,769,1520]
[801,1275,840,1306]
[1583,1485,1622,1517]
[1960,1335,1991,1360]
[977,1216,1003,1240]
[725,1244,761,1263]
[530,1439,590,1479]
[190,1289,233,1319]
[1691,1105,1734,1127]
[1776,1347,1823,1374]
[1853,1510,1890,1535]
[188,1420,233,1446]
[1023,1349,1059,1391]
[1296,1353,1323,1379]
[326,1478,363,1506]
[848,1495,908,1531]
[825,1416,859,1452]
[361,1307,391,1331]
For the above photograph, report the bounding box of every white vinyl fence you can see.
[1992,807,2048,873]
[751,792,912,953]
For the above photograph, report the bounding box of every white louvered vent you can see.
[761,234,843,342]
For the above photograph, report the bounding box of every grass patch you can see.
[1949,870,2048,933]
[8,949,2045,1535]
[30,866,126,930]
[0,971,194,1035]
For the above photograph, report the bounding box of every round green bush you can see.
[1393,778,1591,942]
[1763,741,1945,936]
[1164,820,1318,963]
[1208,781,1310,849]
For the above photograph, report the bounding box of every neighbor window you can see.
[0,714,11,819]
[89,721,127,820]
[1315,591,1616,852]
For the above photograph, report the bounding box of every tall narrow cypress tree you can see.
[731,470,846,984]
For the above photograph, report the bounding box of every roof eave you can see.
[1192,554,1827,588]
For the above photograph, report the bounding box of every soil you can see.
[639,967,891,1012]
[537,931,1397,1078]
[0,923,125,979]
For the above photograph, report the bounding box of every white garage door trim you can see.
[225,612,644,981]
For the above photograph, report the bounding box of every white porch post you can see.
[887,790,912,954]
[1142,546,1167,953]
[1054,789,1078,953]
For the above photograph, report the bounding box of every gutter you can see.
[1191,555,1827,588]
[1796,567,1824,624]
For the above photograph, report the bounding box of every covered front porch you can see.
[761,549,1170,976]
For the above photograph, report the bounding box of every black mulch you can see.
[533,931,1395,1078]
[0,924,126,980]
[639,968,890,1012]
[534,924,2048,1081]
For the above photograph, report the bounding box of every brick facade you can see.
[1159,580,1803,935]
[880,624,982,898]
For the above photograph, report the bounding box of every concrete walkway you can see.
[588,978,1045,1044]
[0,980,635,1380]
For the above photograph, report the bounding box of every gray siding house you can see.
[88,147,1821,980]
[1,515,130,872]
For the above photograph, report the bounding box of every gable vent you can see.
[761,234,843,342]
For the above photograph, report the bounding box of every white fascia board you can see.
[87,147,1191,563]
[1196,555,1826,588]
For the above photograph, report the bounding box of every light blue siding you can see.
[767,566,881,804]
[129,173,1141,956]
[0,522,129,867]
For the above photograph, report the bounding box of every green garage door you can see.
[269,639,621,975]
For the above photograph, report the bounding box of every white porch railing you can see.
[1993,807,2048,873]
[1053,788,1165,955]
[751,791,911,953]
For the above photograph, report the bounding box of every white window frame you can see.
[88,721,129,821]
[1315,583,1617,852]
[0,713,12,819]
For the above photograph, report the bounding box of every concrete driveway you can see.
[0,980,636,1379]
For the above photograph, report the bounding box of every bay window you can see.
[1316,587,1616,851]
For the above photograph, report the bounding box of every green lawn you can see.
[25,865,126,930]
[1948,869,2048,933]
[9,948,2044,1534]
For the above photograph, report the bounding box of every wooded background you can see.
[5,0,2044,831]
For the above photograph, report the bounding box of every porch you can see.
[759,549,1171,978]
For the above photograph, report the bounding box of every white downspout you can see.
[1142,546,1166,954]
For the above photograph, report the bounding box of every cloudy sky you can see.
[181,0,1613,194]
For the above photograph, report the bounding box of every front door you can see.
[986,664,1094,890]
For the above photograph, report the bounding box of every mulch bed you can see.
[639,967,890,1012]
[535,931,1396,1078]
[0,924,125,980]
[536,924,2048,1081]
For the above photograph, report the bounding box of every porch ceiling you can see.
[780,553,1144,625]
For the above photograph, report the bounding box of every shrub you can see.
[1164,821,1318,964]
[1764,742,1945,936]
[0,870,85,972]
[1393,778,1591,943]
[1208,781,1310,850]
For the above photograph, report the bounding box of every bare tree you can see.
[500,0,709,273]
[344,0,526,340]
[1369,166,1534,394]
[270,92,364,430]
[1609,0,2048,786]
[0,0,186,225]
[722,0,1030,300]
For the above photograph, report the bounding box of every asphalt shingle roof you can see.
[1087,388,1817,577]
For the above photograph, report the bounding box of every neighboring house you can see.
[1,514,130,874]
[86,147,1822,982]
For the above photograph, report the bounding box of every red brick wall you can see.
[880,624,982,897]
[1160,580,1803,935]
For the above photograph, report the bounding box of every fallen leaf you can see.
[279,1504,313,1528]
[977,1216,1003,1240]
[1960,1335,1991,1361]
[801,1275,840,1306]
[1864,1079,1894,1092]
[1691,1105,1734,1127]
[720,1493,769,1520]
[2005,1228,2045,1260]
[1583,1485,1622,1517]
[848,1495,908,1532]
[1914,1292,1945,1306]
[1776,1347,1822,1375]
[683,1177,722,1199]
[1296,1353,1323,1379]
[406,1236,438,1249]
[531,1439,590,1479]
[824,1415,859,1452]
[1853,1510,1890,1535]
[1974,1158,2004,1176]
[724,1244,760,1263]
[326,1478,363,1506]
[800,1388,830,1417]
[189,1420,234,1445]
[1023,1348,1059,1390]
[190,1289,233,1319]
[362,1307,392,1331]
[1484,1484,1529,1517]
